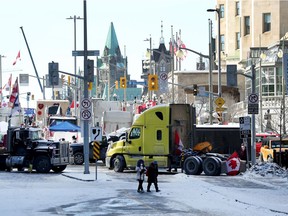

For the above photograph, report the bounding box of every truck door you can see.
[123,127,143,166]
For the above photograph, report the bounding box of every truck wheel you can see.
[74,152,84,165]
[195,156,203,175]
[184,156,202,175]
[34,155,51,173]
[203,157,221,176]
[51,165,67,173]
[113,155,125,172]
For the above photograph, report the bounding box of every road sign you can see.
[215,97,225,107]
[239,116,251,138]
[72,50,100,57]
[248,93,259,104]
[248,104,259,114]
[91,127,102,141]
[159,72,168,81]
[81,98,92,110]
[81,109,92,121]
[93,141,100,160]
[216,107,225,112]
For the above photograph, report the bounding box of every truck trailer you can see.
[106,104,245,176]
[0,126,74,173]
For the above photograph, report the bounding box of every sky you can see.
[0,0,216,108]
[1,163,288,215]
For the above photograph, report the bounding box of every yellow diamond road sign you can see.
[215,97,225,107]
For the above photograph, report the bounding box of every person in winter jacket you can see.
[136,159,146,193]
[146,161,160,192]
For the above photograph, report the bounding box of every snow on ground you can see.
[245,162,288,178]
[1,162,288,216]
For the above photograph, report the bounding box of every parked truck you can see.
[106,104,245,176]
[0,125,74,173]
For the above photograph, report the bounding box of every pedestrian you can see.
[239,143,247,161]
[136,159,146,193]
[146,161,160,192]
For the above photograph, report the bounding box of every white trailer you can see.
[102,110,133,135]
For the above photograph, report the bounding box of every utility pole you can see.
[83,0,89,174]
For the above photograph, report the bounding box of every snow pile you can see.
[246,162,288,178]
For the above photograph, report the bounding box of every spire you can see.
[159,20,165,44]
[103,22,121,57]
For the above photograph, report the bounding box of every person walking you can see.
[136,159,146,193]
[146,161,160,192]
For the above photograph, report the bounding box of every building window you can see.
[263,13,271,32]
[244,16,250,35]
[220,35,225,51]
[235,2,240,16]
[236,32,240,49]
[220,4,224,18]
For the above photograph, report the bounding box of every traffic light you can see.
[87,59,94,82]
[120,77,127,88]
[88,82,93,90]
[148,74,158,91]
[48,62,59,86]
[115,80,118,89]
[193,84,198,96]
[68,76,71,86]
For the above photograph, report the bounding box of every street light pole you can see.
[207,8,221,97]
[208,19,213,124]
[171,25,175,103]
[66,15,83,119]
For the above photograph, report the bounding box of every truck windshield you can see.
[271,140,288,148]
[29,130,42,140]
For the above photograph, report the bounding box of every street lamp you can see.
[207,8,222,97]
[176,46,213,124]
[66,15,83,119]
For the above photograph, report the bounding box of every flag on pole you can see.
[12,51,21,66]
[10,94,21,116]
[9,77,19,108]
[174,130,184,155]
[2,74,12,92]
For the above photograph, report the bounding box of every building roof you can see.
[103,22,121,57]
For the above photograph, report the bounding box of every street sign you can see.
[93,141,100,160]
[248,93,259,104]
[91,127,102,141]
[81,109,92,121]
[216,107,225,112]
[248,103,259,114]
[215,97,225,107]
[239,116,251,138]
[81,98,92,110]
[72,50,100,56]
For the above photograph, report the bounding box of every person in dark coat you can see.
[239,143,247,161]
[146,161,160,192]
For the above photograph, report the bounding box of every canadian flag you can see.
[226,151,241,176]
[9,77,19,108]
[174,130,184,154]
[2,74,12,92]
[12,51,21,66]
